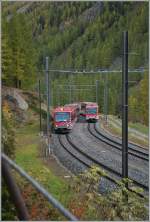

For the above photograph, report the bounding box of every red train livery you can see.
[52,106,77,132]
[85,102,99,121]
[64,103,81,115]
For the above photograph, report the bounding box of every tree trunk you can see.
[19,80,21,89]
[14,78,19,88]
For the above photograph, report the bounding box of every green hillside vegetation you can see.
[2,101,17,220]
[2,1,148,125]
[129,72,148,125]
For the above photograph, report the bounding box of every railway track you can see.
[95,122,148,152]
[95,123,149,151]
[57,133,148,193]
[87,123,149,162]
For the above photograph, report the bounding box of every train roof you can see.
[86,102,98,107]
[81,101,91,104]
[64,103,80,107]
[53,106,76,112]
[81,101,97,105]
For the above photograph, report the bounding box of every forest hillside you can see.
[2,1,149,125]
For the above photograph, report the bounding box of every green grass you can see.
[128,122,149,135]
[15,143,66,199]
[106,122,148,147]
[109,115,149,135]
[15,121,71,203]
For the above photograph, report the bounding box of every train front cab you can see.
[85,104,99,122]
[53,107,77,133]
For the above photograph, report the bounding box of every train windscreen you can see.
[86,108,97,114]
[55,112,70,122]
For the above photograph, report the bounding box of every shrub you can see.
[68,165,148,220]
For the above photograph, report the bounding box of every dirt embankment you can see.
[2,87,30,123]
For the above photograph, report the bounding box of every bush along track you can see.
[68,166,148,221]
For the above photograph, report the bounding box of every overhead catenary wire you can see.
[58,84,96,87]
[40,68,147,74]
[56,83,98,105]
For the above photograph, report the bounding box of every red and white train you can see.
[64,103,81,115]
[84,102,99,121]
[52,105,78,132]
[80,102,99,121]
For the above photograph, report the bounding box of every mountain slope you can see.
[2,1,149,124]
[2,1,148,70]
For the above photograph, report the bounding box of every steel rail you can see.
[57,135,147,197]
[93,123,149,159]
[65,134,148,191]
[58,135,120,184]
[87,123,149,161]
[2,153,78,221]
[94,122,148,153]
